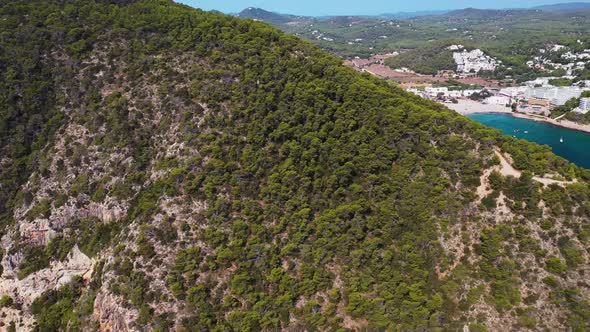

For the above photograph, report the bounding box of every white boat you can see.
[524,131,528,134]
[560,137,564,143]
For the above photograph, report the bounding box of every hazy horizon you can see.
[178,0,590,16]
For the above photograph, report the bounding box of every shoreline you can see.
[445,99,513,115]
[446,99,590,134]
[510,112,590,134]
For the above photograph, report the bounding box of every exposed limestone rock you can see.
[92,291,137,332]
[0,246,93,329]
[51,201,127,226]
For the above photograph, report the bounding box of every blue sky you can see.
[177,0,590,16]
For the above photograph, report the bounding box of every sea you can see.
[467,113,590,169]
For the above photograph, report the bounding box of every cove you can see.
[467,113,590,169]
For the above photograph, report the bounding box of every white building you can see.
[549,87,585,106]
[562,52,577,60]
[499,86,528,98]
[575,97,590,114]
[407,88,421,95]
[425,87,448,96]
[447,44,464,51]
[508,86,586,106]
[395,67,413,73]
[446,90,463,98]
[524,77,555,87]
[551,44,566,52]
[483,96,511,105]
[453,49,498,73]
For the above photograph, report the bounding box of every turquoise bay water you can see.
[467,113,590,169]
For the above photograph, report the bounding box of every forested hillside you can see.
[279,7,590,59]
[383,41,458,75]
[1,0,590,330]
[237,7,301,25]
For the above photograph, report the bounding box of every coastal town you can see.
[526,42,590,76]
[346,44,590,133]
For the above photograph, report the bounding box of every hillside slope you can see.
[534,2,590,12]
[237,7,301,25]
[384,41,459,74]
[1,0,590,330]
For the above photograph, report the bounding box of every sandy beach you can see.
[446,99,590,134]
[445,99,513,115]
[511,112,590,134]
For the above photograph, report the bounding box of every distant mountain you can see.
[441,7,535,19]
[425,3,590,20]
[325,15,367,25]
[234,4,590,24]
[533,2,590,12]
[237,7,304,25]
[378,10,450,19]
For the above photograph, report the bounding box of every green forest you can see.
[383,42,458,75]
[0,0,590,331]
[280,8,590,59]
[267,8,590,81]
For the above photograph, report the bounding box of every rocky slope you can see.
[0,0,589,331]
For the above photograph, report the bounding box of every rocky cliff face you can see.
[0,24,209,327]
[1,0,590,331]
[0,246,93,329]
